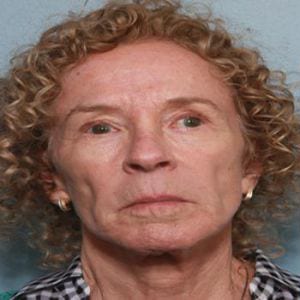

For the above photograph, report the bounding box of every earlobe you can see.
[50,175,72,211]
[48,178,72,211]
[50,177,70,207]
[241,174,259,201]
[40,151,71,207]
[243,189,253,201]
[40,171,70,206]
[241,162,262,198]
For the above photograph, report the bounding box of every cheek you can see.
[51,139,122,205]
[178,131,244,178]
[53,134,123,175]
[178,132,245,207]
[210,146,244,214]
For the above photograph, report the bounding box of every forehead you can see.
[57,40,235,115]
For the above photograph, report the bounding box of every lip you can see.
[123,194,191,209]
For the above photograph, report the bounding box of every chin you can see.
[84,214,230,256]
[118,240,193,257]
[112,223,219,255]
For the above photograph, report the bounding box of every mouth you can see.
[123,194,191,209]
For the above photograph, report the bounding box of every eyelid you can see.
[80,120,118,133]
[178,112,203,119]
[172,111,205,124]
[78,110,206,133]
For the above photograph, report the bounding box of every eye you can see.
[87,123,113,134]
[178,115,202,128]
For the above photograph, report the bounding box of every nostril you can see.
[128,163,147,172]
[127,160,170,172]
[158,161,169,168]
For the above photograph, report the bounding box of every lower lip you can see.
[132,200,183,207]
[124,200,187,216]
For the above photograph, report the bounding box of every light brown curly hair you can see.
[0,0,299,268]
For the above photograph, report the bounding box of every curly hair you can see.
[0,0,299,268]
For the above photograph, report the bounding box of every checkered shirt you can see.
[11,249,300,299]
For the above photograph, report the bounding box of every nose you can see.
[122,130,176,173]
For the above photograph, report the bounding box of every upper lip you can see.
[123,194,191,209]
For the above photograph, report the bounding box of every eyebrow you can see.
[63,96,221,123]
[163,97,221,112]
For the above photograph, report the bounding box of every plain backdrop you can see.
[0,0,299,291]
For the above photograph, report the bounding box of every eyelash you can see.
[83,113,204,135]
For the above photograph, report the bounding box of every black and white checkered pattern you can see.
[11,256,90,299]
[11,249,300,299]
[249,249,300,299]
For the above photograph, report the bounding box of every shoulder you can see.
[10,256,89,299]
[250,249,300,299]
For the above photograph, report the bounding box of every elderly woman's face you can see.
[49,40,256,253]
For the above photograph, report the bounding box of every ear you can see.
[40,171,70,206]
[241,161,262,196]
[40,151,71,206]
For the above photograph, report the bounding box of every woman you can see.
[0,1,299,299]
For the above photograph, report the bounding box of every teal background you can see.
[0,0,299,291]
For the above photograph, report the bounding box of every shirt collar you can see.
[250,249,300,295]
[72,249,300,295]
[12,249,300,299]
[13,255,89,297]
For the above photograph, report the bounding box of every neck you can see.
[81,228,251,300]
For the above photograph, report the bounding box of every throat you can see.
[81,236,253,300]
[83,244,251,300]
